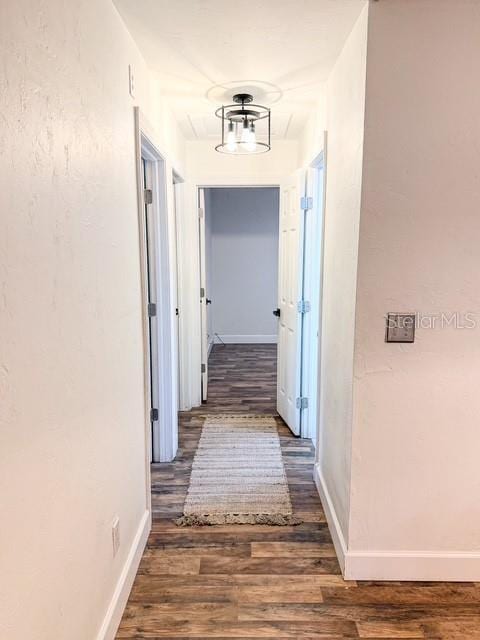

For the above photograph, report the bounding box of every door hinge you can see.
[300,196,313,210]
[297,300,311,314]
[198,207,204,219]
[176,307,179,316]
[201,363,206,373]
[200,287,205,298]
[296,396,309,410]
[144,188,153,205]
[148,302,157,317]
[150,408,159,422]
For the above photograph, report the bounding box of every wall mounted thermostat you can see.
[385,313,416,343]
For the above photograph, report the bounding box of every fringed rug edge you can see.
[174,513,303,527]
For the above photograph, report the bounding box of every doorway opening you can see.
[194,173,326,447]
[198,186,280,404]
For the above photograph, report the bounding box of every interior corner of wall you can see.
[313,463,348,574]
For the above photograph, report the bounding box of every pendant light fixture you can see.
[215,93,271,154]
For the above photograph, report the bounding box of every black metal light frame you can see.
[215,93,271,154]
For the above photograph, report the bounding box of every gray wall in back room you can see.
[205,187,279,343]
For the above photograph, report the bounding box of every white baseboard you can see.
[96,509,151,640]
[345,549,480,582]
[214,334,277,344]
[314,463,480,581]
[313,463,347,573]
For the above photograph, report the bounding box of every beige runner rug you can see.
[175,415,302,526]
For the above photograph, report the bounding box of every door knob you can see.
[206,298,212,305]
[273,308,281,317]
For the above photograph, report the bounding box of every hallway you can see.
[116,346,480,639]
[117,344,338,637]
[4,2,480,637]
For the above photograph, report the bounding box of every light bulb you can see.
[241,118,250,144]
[245,122,257,152]
[226,120,236,152]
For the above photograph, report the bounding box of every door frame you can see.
[172,171,184,411]
[193,182,281,404]
[314,134,328,454]
[198,187,208,401]
[134,107,181,464]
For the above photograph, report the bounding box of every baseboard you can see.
[96,509,151,640]
[345,549,480,582]
[313,463,347,573]
[214,334,277,344]
[314,464,480,581]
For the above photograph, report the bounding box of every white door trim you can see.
[299,143,327,441]
[134,107,179,463]
[180,181,281,411]
[198,187,208,401]
[313,133,328,457]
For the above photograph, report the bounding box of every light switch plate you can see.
[385,313,416,343]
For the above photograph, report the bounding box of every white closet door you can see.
[276,170,305,435]
[300,165,323,440]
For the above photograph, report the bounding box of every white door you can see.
[276,171,305,435]
[299,163,324,440]
[198,187,208,401]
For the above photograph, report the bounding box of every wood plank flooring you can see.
[117,344,480,639]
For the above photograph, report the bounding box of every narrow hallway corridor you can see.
[117,344,337,638]
[116,346,480,639]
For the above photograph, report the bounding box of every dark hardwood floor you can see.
[116,344,480,639]
[198,344,279,414]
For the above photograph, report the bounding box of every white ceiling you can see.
[114,0,367,140]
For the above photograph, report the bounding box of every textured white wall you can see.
[0,0,184,638]
[206,188,279,341]
[315,5,368,540]
[299,94,327,167]
[350,0,480,555]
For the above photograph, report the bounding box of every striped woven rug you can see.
[175,415,301,526]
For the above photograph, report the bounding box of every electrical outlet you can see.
[128,65,135,98]
[112,517,120,557]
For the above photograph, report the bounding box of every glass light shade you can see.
[215,95,270,154]
[226,121,237,151]
[245,123,257,152]
[240,119,250,144]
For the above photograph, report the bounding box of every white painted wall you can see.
[347,0,480,578]
[205,188,279,343]
[0,1,184,638]
[309,6,369,546]
[299,94,327,168]
[186,139,299,185]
